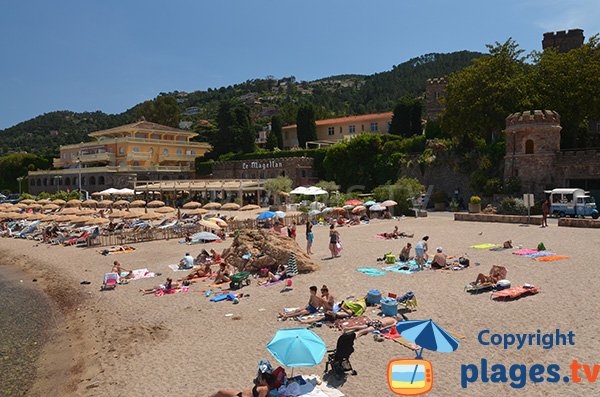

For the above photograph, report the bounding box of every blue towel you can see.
[210,293,236,302]
[356,267,386,277]
[523,251,554,258]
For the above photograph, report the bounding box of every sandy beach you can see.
[3,213,600,397]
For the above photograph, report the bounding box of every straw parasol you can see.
[186,208,209,216]
[71,216,93,225]
[82,199,98,207]
[66,199,82,207]
[182,201,202,209]
[113,199,130,207]
[11,213,29,219]
[15,203,28,209]
[60,207,81,215]
[98,200,114,207]
[221,203,240,211]
[155,206,176,214]
[37,198,51,204]
[52,199,66,205]
[79,208,97,215]
[139,212,162,220]
[208,217,228,227]
[122,212,141,219]
[85,217,110,226]
[129,200,146,207]
[20,199,36,204]
[56,215,76,223]
[41,214,60,222]
[198,219,221,230]
[43,203,60,210]
[203,202,222,210]
[147,200,165,208]
[26,213,44,220]
[108,210,130,218]
[26,203,43,209]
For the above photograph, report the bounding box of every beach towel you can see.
[342,300,366,317]
[210,293,236,302]
[535,255,570,262]
[492,285,540,301]
[127,268,156,280]
[295,376,345,397]
[470,243,501,249]
[154,286,189,296]
[168,264,189,272]
[356,267,386,277]
[513,249,539,256]
[331,316,369,331]
[287,253,299,277]
[489,247,511,252]
[523,251,555,258]
[260,279,284,287]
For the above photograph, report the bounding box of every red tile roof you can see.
[283,112,393,129]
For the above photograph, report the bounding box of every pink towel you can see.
[513,249,538,256]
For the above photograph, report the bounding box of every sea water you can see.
[0,265,54,396]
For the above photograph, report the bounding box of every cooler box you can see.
[385,254,396,264]
[366,289,382,306]
[496,280,511,291]
[381,298,398,317]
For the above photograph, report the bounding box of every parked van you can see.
[544,188,599,219]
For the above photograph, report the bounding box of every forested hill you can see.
[0,50,483,155]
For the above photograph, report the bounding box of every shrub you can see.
[484,178,504,196]
[431,190,448,204]
[498,197,527,215]
[373,177,424,215]
[195,159,214,176]
[470,195,481,205]
[505,176,522,194]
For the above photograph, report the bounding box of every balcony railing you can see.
[127,152,152,161]
[79,152,114,163]
[159,153,197,162]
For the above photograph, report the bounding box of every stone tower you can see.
[504,110,562,194]
[424,77,447,120]
[542,29,584,53]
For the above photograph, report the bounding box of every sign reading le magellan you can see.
[241,160,284,170]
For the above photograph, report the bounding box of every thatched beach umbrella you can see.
[208,217,228,227]
[60,207,80,215]
[186,208,209,216]
[79,208,97,215]
[43,203,60,210]
[26,213,44,221]
[20,199,36,205]
[203,202,222,210]
[147,200,165,208]
[56,215,76,223]
[52,199,66,206]
[26,203,43,210]
[85,217,110,226]
[155,206,176,214]
[183,201,202,209]
[37,199,51,204]
[15,203,28,209]
[10,213,28,219]
[198,219,221,230]
[97,200,113,207]
[71,216,93,225]
[41,214,60,222]
[130,200,146,208]
[82,199,98,207]
[113,199,130,208]
[66,199,82,207]
[139,212,161,220]
[108,210,130,219]
[221,203,240,211]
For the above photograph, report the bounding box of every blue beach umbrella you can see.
[267,328,326,368]
[307,209,321,217]
[363,200,376,207]
[395,319,460,358]
[257,211,276,220]
[275,211,286,218]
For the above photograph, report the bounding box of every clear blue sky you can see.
[1,0,598,130]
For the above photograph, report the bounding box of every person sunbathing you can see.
[195,249,210,265]
[209,372,273,397]
[301,298,366,324]
[213,262,232,284]
[111,260,133,279]
[183,262,213,281]
[209,249,222,264]
[343,316,398,337]
[140,278,178,294]
[279,286,322,319]
[257,264,287,285]
[430,247,449,269]
[471,265,507,286]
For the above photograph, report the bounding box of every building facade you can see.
[211,157,318,187]
[504,110,600,201]
[282,112,393,149]
[28,120,211,195]
[542,29,584,53]
[424,77,447,121]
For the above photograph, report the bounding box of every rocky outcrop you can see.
[221,229,319,273]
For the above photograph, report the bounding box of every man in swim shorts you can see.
[278,286,322,319]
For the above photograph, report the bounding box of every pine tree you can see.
[271,115,283,149]
[296,104,317,148]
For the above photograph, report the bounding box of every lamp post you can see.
[76,156,82,194]
[17,176,24,195]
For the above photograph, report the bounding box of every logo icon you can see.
[387,359,433,395]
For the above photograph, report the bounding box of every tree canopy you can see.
[296,104,317,148]
[135,95,181,127]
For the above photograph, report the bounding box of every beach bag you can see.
[271,366,287,389]
[459,257,470,267]
[537,242,546,251]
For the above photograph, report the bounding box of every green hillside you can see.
[0,50,483,155]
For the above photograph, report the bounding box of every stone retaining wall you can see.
[454,213,543,225]
[558,218,600,228]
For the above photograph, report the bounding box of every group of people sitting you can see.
[379,226,414,239]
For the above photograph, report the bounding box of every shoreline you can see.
[0,247,96,396]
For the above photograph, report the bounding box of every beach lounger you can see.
[102,273,119,290]
[492,285,540,301]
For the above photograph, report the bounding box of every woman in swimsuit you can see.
[209,372,272,397]
[328,225,340,259]
[306,221,314,255]
[214,262,232,284]
[342,316,398,337]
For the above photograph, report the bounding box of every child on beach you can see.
[140,278,177,295]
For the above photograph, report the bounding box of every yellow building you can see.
[28,120,211,194]
[282,112,393,149]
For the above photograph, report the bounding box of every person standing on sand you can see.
[542,199,550,228]
[306,221,314,255]
[328,224,341,258]
[415,236,429,270]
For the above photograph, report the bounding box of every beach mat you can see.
[535,255,570,262]
[127,268,156,280]
[154,287,189,296]
[260,279,284,287]
[513,249,539,256]
[356,267,386,276]
[492,286,540,301]
[470,243,501,249]
[523,251,555,258]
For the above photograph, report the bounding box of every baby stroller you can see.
[229,272,251,290]
[324,332,357,378]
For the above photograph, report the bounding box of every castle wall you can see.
[542,29,584,53]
